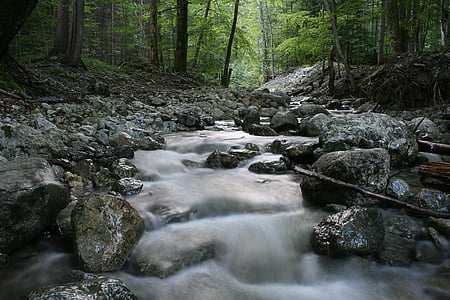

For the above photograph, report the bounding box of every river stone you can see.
[282,141,319,164]
[207,150,239,169]
[112,178,143,195]
[242,106,260,131]
[296,104,329,118]
[428,217,450,237]
[316,112,418,167]
[0,123,66,160]
[408,117,441,140]
[247,124,278,136]
[92,168,117,188]
[114,145,135,159]
[386,177,410,200]
[0,157,70,253]
[26,274,137,299]
[178,110,205,129]
[378,215,416,266]
[248,159,288,174]
[408,188,449,211]
[71,194,144,272]
[301,148,390,207]
[311,206,384,257]
[229,148,261,160]
[111,158,138,178]
[298,113,332,137]
[270,111,298,132]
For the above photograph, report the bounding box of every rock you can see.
[386,178,410,200]
[296,104,329,118]
[0,157,70,253]
[92,168,118,188]
[112,178,143,195]
[301,148,390,207]
[72,159,94,180]
[64,171,84,190]
[114,145,135,159]
[428,217,450,237]
[247,124,278,136]
[270,111,298,132]
[0,253,8,271]
[242,106,260,131]
[149,96,167,107]
[229,148,260,160]
[110,132,134,148]
[87,81,110,97]
[248,159,288,174]
[429,227,449,252]
[408,117,441,140]
[178,109,205,129]
[206,150,239,169]
[130,231,215,278]
[34,117,57,133]
[0,123,66,160]
[316,113,418,167]
[111,158,138,178]
[201,115,215,126]
[408,188,449,211]
[26,273,136,299]
[298,113,331,137]
[378,215,416,266]
[282,141,319,164]
[71,194,144,272]
[312,206,384,257]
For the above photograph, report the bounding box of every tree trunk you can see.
[64,0,84,67]
[328,46,336,95]
[149,0,159,66]
[419,161,450,193]
[377,0,386,65]
[385,0,407,56]
[264,1,275,79]
[192,0,211,69]
[258,0,270,82]
[442,0,449,47]
[53,0,70,56]
[175,0,188,72]
[0,0,38,56]
[221,0,240,87]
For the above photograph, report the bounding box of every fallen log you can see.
[417,140,450,156]
[294,166,450,219]
[419,161,450,193]
[0,88,21,99]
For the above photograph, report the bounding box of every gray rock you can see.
[92,168,117,188]
[0,253,8,271]
[408,188,449,211]
[316,113,418,167]
[26,273,136,299]
[428,217,450,237]
[71,194,144,272]
[378,215,416,266]
[34,117,57,132]
[0,158,70,253]
[248,159,288,174]
[408,117,441,140]
[111,158,138,178]
[312,206,384,256]
[113,145,135,159]
[229,148,261,160]
[207,150,239,169]
[386,178,410,200]
[242,106,260,131]
[301,148,390,207]
[178,110,205,129]
[298,113,331,137]
[72,159,94,180]
[112,178,143,195]
[270,111,298,132]
[248,124,278,136]
[282,141,319,164]
[296,104,329,118]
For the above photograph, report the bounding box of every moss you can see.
[0,72,20,92]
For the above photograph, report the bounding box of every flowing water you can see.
[0,124,442,299]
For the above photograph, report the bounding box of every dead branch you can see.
[0,88,21,99]
[295,166,450,219]
[417,140,450,156]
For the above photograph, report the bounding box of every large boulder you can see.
[296,104,329,118]
[311,206,384,257]
[242,106,260,132]
[247,124,278,136]
[206,150,239,169]
[316,113,418,167]
[301,148,390,207]
[0,158,70,253]
[71,194,144,272]
[26,273,137,299]
[0,123,66,160]
[270,111,298,132]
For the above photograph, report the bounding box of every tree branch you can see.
[295,166,450,218]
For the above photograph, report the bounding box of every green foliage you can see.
[0,72,20,92]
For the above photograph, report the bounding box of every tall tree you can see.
[221,0,240,87]
[385,0,407,56]
[53,0,70,56]
[258,0,270,82]
[192,0,212,69]
[64,0,85,67]
[377,0,386,65]
[149,0,159,66]
[175,0,188,72]
[441,0,449,47]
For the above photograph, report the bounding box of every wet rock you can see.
[378,215,416,266]
[428,217,450,237]
[242,106,260,132]
[130,231,215,278]
[92,167,118,188]
[247,124,278,136]
[64,171,84,190]
[201,115,215,126]
[416,240,446,264]
[67,140,96,161]
[429,227,449,252]
[408,188,449,211]
[386,178,410,200]
[229,148,261,160]
[0,157,70,253]
[408,117,441,140]
[26,273,136,299]
[270,111,298,132]
[111,158,138,178]
[282,141,319,164]
[178,109,205,129]
[296,104,329,118]
[113,145,135,159]
[0,253,8,271]
[112,178,143,195]
[298,113,331,137]
[72,194,144,272]
[0,123,66,160]
[206,150,239,169]
[301,148,390,207]
[312,206,384,257]
[72,159,94,180]
[316,113,418,167]
[110,132,134,148]
[248,159,288,174]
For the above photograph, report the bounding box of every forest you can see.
[1,0,449,88]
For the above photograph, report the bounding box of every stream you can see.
[0,123,442,299]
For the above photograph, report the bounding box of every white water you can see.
[0,127,440,299]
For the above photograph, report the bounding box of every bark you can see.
[377,0,386,65]
[419,161,450,193]
[175,0,188,72]
[417,140,450,156]
[295,166,450,219]
[149,0,159,66]
[0,0,38,56]
[221,0,240,87]
[64,0,85,67]
[258,0,270,82]
[328,46,336,95]
[192,0,211,69]
[385,0,407,56]
[442,0,449,46]
[53,0,70,56]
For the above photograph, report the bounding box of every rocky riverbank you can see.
[1,60,450,298]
